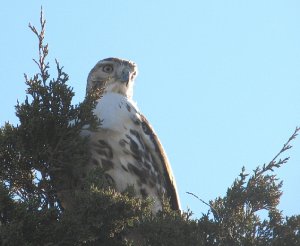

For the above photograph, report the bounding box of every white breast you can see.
[87,92,168,212]
[94,93,139,131]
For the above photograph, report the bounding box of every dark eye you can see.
[102,64,114,73]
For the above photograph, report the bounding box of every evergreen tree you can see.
[0,10,299,245]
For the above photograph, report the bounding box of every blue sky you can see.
[1,1,299,218]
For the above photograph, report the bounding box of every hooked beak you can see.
[120,68,131,85]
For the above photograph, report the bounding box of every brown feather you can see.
[139,114,181,210]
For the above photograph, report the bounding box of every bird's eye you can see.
[102,64,114,73]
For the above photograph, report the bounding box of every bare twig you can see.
[186,191,219,217]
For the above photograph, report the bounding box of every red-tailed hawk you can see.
[84,58,180,212]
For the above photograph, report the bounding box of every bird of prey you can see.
[83,57,180,212]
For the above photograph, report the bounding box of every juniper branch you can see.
[28,7,49,84]
[258,126,300,175]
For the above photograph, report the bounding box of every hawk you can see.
[83,57,180,212]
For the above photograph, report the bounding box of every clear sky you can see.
[1,1,299,218]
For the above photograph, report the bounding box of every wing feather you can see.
[139,114,181,210]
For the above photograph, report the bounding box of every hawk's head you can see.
[87,58,138,98]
